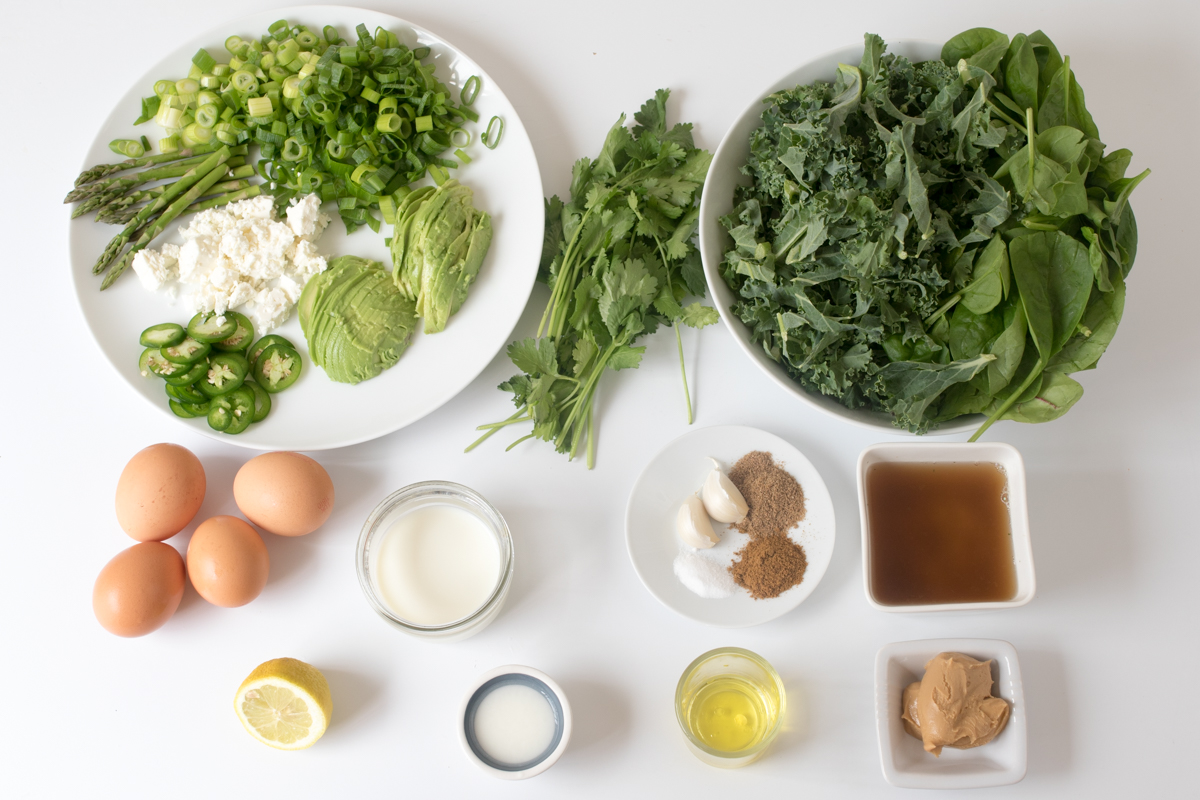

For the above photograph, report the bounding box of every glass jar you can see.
[356,481,514,642]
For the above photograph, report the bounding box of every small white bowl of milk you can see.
[459,665,572,779]
[356,481,514,642]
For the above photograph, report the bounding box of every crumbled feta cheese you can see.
[287,193,330,241]
[129,193,329,332]
[131,248,179,291]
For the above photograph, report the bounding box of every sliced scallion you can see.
[460,75,481,106]
[482,116,504,149]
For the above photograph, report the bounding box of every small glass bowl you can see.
[356,481,514,642]
[675,647,786,768]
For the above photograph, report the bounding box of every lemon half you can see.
[235,657,332,750]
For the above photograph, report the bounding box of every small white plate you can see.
[875,638,1027,788]
[70,6,543,450]
[624,425,835,627]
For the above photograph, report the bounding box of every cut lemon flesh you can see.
[235,658,332,750]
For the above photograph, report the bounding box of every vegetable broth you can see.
[866,461,1016,605]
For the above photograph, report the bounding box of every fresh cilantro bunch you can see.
[471,90,716,467]
[721,30,1147,437]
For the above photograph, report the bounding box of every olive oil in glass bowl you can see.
[675,647,785,768]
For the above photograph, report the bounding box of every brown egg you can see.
[187,516,270,607]
[115,443,206,542]
[233,452,335,537]
[93,542,186,637]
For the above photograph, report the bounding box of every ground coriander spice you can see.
[726,450,808,599]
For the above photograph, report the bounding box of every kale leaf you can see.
[720,30,1148,436]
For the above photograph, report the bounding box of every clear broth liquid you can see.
[866,461,1016,605]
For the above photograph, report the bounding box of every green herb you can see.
[469,90,715,467]
[720,30,1147,438]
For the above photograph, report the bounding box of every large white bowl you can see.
[698,41,981,435]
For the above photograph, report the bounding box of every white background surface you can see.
[2,1,1196,797]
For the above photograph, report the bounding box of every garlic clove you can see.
[676,494,720,549]
[701,457,749,524]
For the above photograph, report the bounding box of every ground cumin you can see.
[729,534,809,600]
[726,450,808,599]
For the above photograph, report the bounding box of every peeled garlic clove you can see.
[702,458,749,524]
[676,494,720,549]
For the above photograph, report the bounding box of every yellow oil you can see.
[683,676,777,752]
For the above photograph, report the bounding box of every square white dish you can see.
[875,638,1027,789]
[857,442,1035,612]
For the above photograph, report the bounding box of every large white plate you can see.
[698,41,981,435]
[70,6,542,450]
[625,425,835,627]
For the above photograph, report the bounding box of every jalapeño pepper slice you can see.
[198,352,249,397]
[139,323,186,348]
[213,312,256,352]
[256,344,302,393]
[187,312,238,343]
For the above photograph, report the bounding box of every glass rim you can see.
[356,480,514,633]
[674,646,786,759]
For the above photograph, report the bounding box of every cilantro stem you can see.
[464,407,529,452]
[675,323,694,424]
[505,433,535,451]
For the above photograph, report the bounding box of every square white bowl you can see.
[857,442,1035,612]
[875,638,1027,789]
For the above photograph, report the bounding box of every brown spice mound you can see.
[728,451,806,538]
[729,535,809,600]
[726,451,809,599]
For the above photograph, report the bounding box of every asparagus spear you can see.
[93,146,231,275]
[73,142,227,187]
[99,177,256,225]
[92,165,257,223]
[102,163,233,290]
[64,148,247,203]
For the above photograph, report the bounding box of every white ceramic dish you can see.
[858,442,1035,612]
[875,638,1027,789]
[459,665,572,780]
[625,425,835,627]
[70,6,543,450]
[697,40,981,436]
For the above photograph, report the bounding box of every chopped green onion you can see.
[183,123,214,145]
[159,134,182,153]
[281,137,307,161]
[195,105,219,128]
[450,128,471,148]
[454,148,472,164]
[482,116,504,149]
[153,79,176,97]
[192,48,217,73]
[225,35,245,55]
[134,96,161,126]
[460,75,481,106]
[351,163,371,184]
[246,95,274,117]
[297,30,319,48]
[428,164,448,186]
[140,135,152,152]
[415,115,433,133]
[109,139,145,158]
[413,46,431,60]
[323,25,339,44]
[175,78,200,94]
[376,113,402,133]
